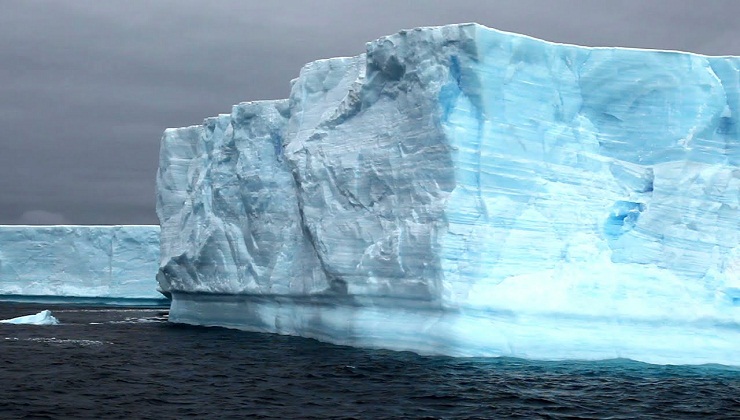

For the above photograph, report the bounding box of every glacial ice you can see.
[157,24,740,365]
[0,225,164,304]
[0,310,59,325]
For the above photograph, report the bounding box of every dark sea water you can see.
[1,303,738,419]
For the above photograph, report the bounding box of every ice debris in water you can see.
[0,310,60,325]
[156,23,740,366]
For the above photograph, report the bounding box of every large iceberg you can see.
[157,24,739,365]
[0,225,164,304]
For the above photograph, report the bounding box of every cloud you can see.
[0,1,738,224]
[15,210,71,226]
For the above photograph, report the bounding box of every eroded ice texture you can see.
[157,24,740,365]
[0,226,163,303]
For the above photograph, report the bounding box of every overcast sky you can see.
[1,0,738,225]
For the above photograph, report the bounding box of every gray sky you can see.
[1,0,738,225]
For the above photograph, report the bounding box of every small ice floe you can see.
[0,310,60,325]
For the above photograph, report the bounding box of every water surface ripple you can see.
[1,303,738,419]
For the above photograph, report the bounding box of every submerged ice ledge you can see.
[0,225,165,304]
[170,292,738,366]
[157,23,740,365]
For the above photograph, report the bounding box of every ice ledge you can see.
[169,292,740,366]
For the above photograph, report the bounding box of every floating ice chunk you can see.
[0,310,59,325]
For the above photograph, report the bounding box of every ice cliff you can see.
[0,225,163,304]
[157,23,739,365]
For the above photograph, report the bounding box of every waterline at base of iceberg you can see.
[0,294,170,307]
[169,292,739,367]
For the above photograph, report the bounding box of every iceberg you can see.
[0,225,165,304]
[157,24,739,365]
[0,310,59,325]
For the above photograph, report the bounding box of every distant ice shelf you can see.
[157,23,739,365]
[0,225,166,305]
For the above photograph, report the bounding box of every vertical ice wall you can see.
[157,101,327,295]
[436,28,740,321]
[0,225,161,300]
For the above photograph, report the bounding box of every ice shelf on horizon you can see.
[0,225,163,302]
[156,23,740,365]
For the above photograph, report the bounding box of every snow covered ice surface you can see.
[0,310,59,325]
[157,23,740,366]
[0,226,164,304]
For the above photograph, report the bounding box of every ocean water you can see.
[1,303,738,419]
